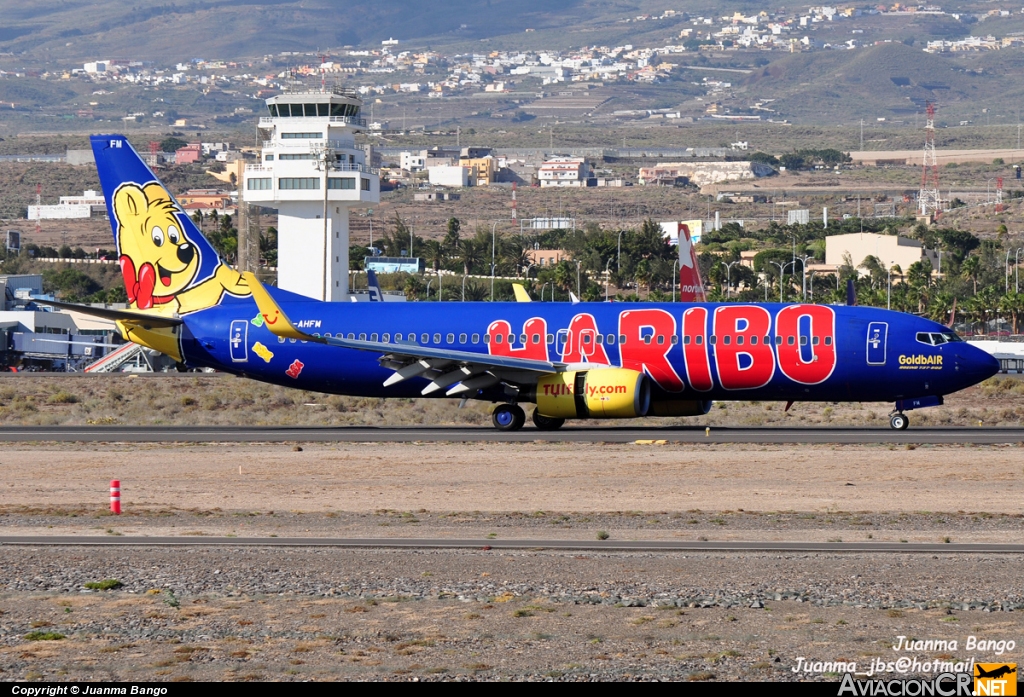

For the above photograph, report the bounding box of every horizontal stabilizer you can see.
[513,284,532,302]
[31,299,183,328]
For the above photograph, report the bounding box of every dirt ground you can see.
[1,375,1023,682]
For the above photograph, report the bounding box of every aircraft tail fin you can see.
[846,278,856,307]
[90,135,249,315]
[366,269,384,301]
[677,223,706,302]
[513,283,532,302]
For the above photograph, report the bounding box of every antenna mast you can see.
[918,102,941,216]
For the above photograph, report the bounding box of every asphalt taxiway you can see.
[2,536,1023,553]
[0,425,1021,444]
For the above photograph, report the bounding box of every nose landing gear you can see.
[889,412,909,430]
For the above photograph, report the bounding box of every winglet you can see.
[242,272,312,341]
[569,291,581,305]
[512,283,532,302]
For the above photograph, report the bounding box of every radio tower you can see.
[918,102,941,216]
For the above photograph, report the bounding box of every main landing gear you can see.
[889,412,909,430]
[491,404,566,432]
[492,403,526,431]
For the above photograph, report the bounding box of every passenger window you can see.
[347,333,355,340]
[683,335,691,345]
[596,334,604,344]
[775,336,783,346]
[583,334,592,344]
[824,336,832,346]
[290,338,297,344]
[459,333,467,344]
[483,334,490,343]
[382,333,390,343]
[494,334,503,344]
[722,336,731,345]
[519,334,526,344]
[370,333,378,342]
[324,333,331,338]
[670,335,678,345]
[764,336,770,345]
[750,336,757,345]
[531,334,540,344]
[657,335,665,345]
[433,333,441,344]
[278,336,285,344]
[710,336,717,345]
[359,333,367,341]
[799,336,807,346]
[812,336,819,346]
[547,334,554,344]
[420,333,428,344]
[606,334,615,345]
[619,334,627,344]
[643,335,652,344]
[736,336,744,345]
[444,333,453,344]
[695,336,702,346]
[472,333,480,344]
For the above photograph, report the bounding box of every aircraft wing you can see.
[244,273,566,396]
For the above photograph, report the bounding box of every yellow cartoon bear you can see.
[113,182,249,315]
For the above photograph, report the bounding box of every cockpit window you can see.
[916,331,963,346]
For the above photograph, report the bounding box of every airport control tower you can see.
[243,88,379,301]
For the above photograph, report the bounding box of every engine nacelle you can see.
[531,368,651,419]
[648,399,713,417]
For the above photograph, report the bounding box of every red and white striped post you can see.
[110,480,121,515]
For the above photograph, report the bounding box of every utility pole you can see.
[860,119,864,150]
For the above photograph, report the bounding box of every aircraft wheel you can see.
[493,403,526,431]
[532,410,566,431]
[889,413,909,430]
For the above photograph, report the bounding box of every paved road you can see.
[1,536,1022,553]
[0,425,1022,444]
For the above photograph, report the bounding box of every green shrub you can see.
[84,579,122,590]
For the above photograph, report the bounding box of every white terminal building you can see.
[243,88,379,301]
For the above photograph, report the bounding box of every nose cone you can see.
[958,344,1000,386]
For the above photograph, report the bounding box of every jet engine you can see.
[527,368,651,419]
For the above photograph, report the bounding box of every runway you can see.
[2,536,1023,553]
[0,424,1022,444]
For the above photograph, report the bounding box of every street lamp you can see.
[797,254,814,301]
[671,259,680,302]
[1007,249,1013,294]
[617,230,626,272]
[605,258,612,302]
[462,274,468,301]
[886,266,891,310]
[490,221,502,301]
[770,261,795,303]
[575,260,582,298]
[1016,248,1023,293]
[719,260,739,298]
[809,270,818,302]
[426,278,433,301]
[541,282,549,302]
[437,269,442,302]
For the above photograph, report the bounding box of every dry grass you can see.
[0,374,1021,428]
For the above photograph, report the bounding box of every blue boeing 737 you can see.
[42,135,1000,432]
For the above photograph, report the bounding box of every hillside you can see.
[0,0,771,63]
[743,41,1021,122]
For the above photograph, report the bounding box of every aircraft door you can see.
[866,321,887,365]
[230,319,248,363]
[579,328,597,359]
[556,328,571,358]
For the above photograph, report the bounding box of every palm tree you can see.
[961,255,981,295]
[422,240,446,273]
[458,239,483,276]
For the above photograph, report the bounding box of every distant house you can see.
[538,157,593,187]
[175,143,202,165]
